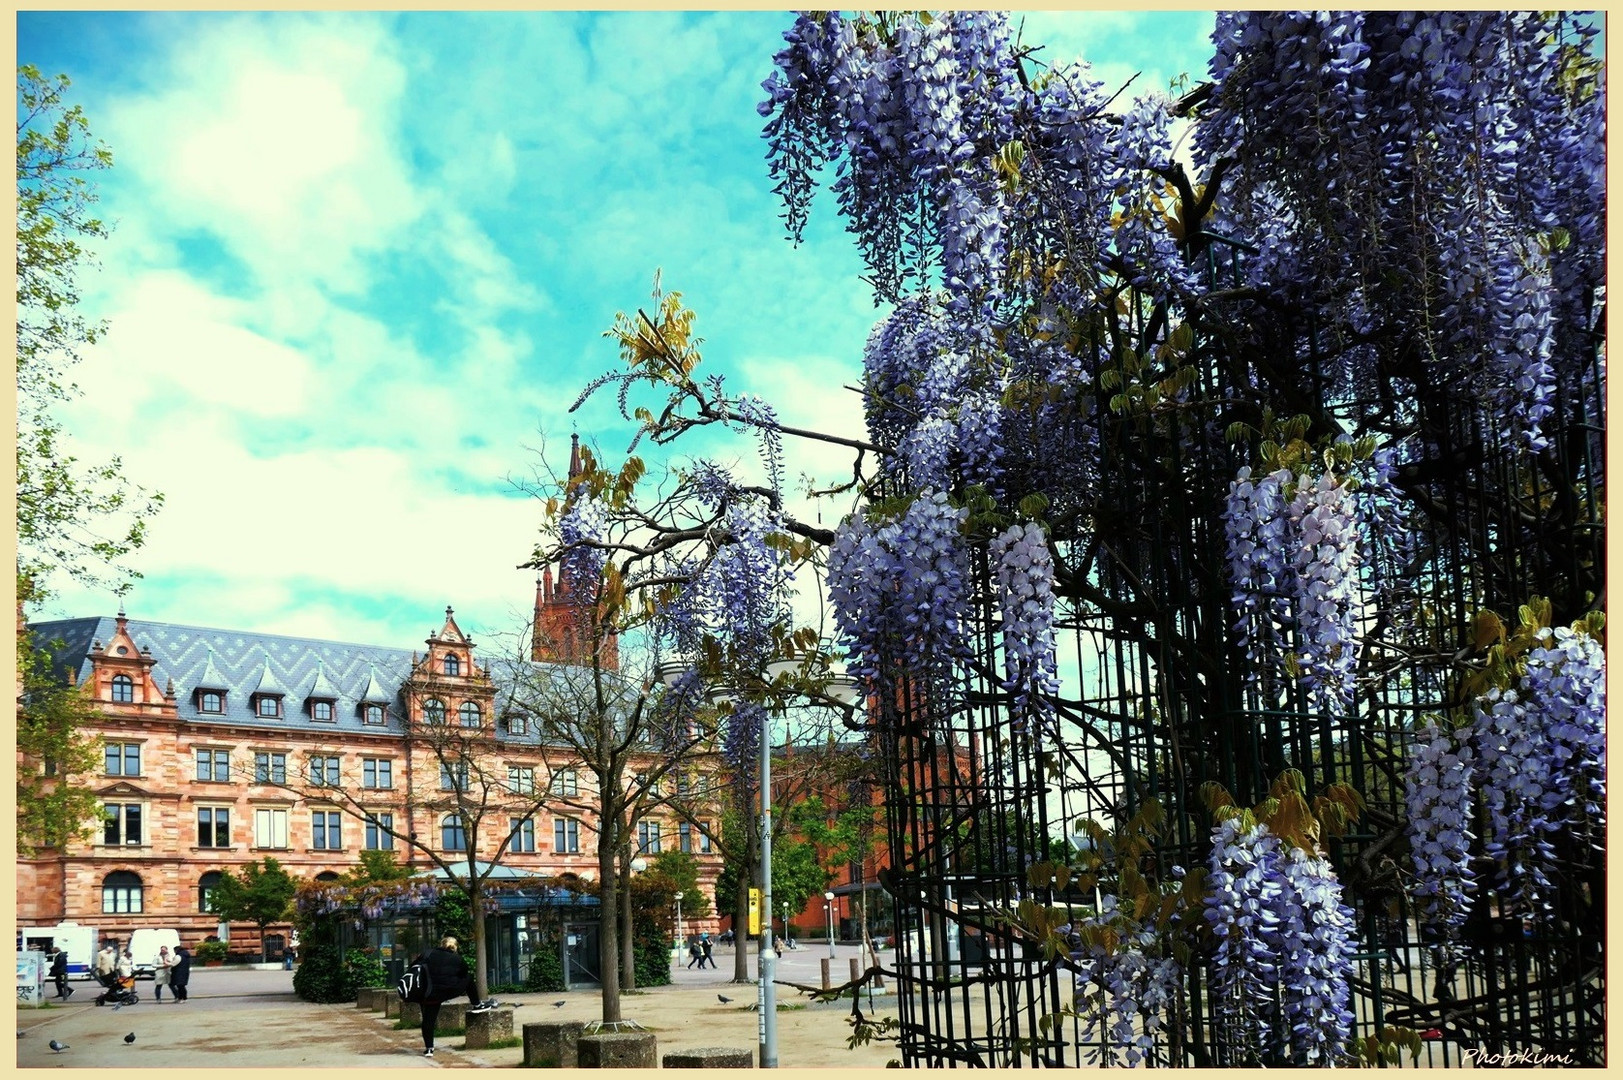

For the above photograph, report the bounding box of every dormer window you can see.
[311,700,334,722]
[111,674,135,704]
[361,703,385,726]
[196,690,225,715]
[444,654,461,676]
[253,694,283,719]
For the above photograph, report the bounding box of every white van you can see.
[20,923,99,980]
[128,928,181,979]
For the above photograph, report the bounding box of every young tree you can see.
[15,67,161,853]
[210,857,299,962]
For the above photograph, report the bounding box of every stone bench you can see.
[464,1007,513,1048]
[384,994,400,1019]
[356,987,390,1011]
[400,1001,468,1031]
[663,1047,754,1068]
[578,1031,658,1068]
[523,1021,583,1067]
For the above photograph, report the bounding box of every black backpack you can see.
[396,959,433,1003]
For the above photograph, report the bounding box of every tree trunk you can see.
[469,883,489,1003]
[598,844,622,1023]
[732,873,753,983]
[619,855,636,990]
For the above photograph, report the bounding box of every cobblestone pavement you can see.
[18,947,901,1069]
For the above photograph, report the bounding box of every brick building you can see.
[17,595,724,955]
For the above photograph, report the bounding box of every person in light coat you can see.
[153,945,176,1002]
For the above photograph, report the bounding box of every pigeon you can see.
[49,1039,69,1053]
[125,1033,136,1044]
[717,994,733,1004]
[552,1000,567,1008]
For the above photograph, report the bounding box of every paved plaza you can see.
[18,943,901,1070]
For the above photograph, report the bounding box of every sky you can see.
[18,9,1219,653]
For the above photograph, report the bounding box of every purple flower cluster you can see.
[558,491,608,593]
[1471,626,1607,913]
[1204,819,1356,1066]
[1196,12,1602,449]
[1070,898,1182,1066]
[1225,465,1362,712]
[1402,721,1477,943]
[989,521,1058,721]
[827,491,970,687]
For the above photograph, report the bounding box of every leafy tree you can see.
[210,857,299,962]
[15,66,161,854]
[16,65,162,591]
[651,849,712,926]
[715,813,829,940]
[341,849,417,887]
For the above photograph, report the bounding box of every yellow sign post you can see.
[747,888,761,935]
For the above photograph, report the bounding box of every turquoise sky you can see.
[19,10,1218,650]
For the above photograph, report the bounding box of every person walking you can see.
[686,937,702,969]
[116,948,134,983]
[153,945,175,1002]
[49,948,73,1000]
[169,946,192,1003]
[94,941,118,993]
[418,936,473,1057]
[700,934,716,970]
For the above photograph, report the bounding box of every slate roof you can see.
[26,615,641,742]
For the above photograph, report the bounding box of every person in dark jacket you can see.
[418,936,473,1057]
[168,946,192,1003]
[49,948,73,1000]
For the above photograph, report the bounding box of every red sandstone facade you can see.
[17,603,723,956]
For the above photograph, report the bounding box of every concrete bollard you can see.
[578,1031,658,1068]
[384,994,401,1019]
[438,1002,468,1032]
[401,1001,422,1026]
[523,1020,583,1067]
[821,957,831,990]
[357,987,389,1011]
[662,1047,754,1068]
[464,1007,513,1048]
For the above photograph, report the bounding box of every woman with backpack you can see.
[417,937,472,1058]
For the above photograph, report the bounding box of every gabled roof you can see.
[251,650,290,697]
[305,660,341,701]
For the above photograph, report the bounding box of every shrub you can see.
[194,940,229,963]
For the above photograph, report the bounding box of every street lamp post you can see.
[674,891,684,959]
[825,892,837,959]
[782,901,789,948]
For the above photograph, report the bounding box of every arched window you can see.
[198,871,223,913]
[315,871,341,882]
[459,701,481,728]
[103,871,143,914]
[110,674,135,703]
[443,654,461,676]
[423,698,446,725]
[442,814,467,852]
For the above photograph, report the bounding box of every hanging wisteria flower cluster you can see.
[990,520,1058,723]
[1224,464,1362,713]
[1204,819,1356,1066]
[1069,898,1182,1067]
[1405,622,1606,928]
[827,491,970,688]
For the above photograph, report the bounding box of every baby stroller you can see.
[95,973,139,1007]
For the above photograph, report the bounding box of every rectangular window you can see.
[365,813,395,851]
[195,748,231,782]
[103,802,142,846]
[362,703,385,726]
[554,817,580,854]
[197,807,230,848]
[553,769,578,797]
[509,817,536,853]
[676,773,692,797]
[699,824,714,854]
[311,700,334,721]
[439,759,469,792]
[309,755,341,786]
[104,742,141,777]
[504,713,527,736]
[679,821,693,854]
[254,807,289,849]
[254,752,287,784]
[362,758,393,790]
[508,766,535,795]
[199,690,224,714]
[255,695,282,718]
[312,810,342,850]
[442,815,467,852]
[637,819,662,854]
